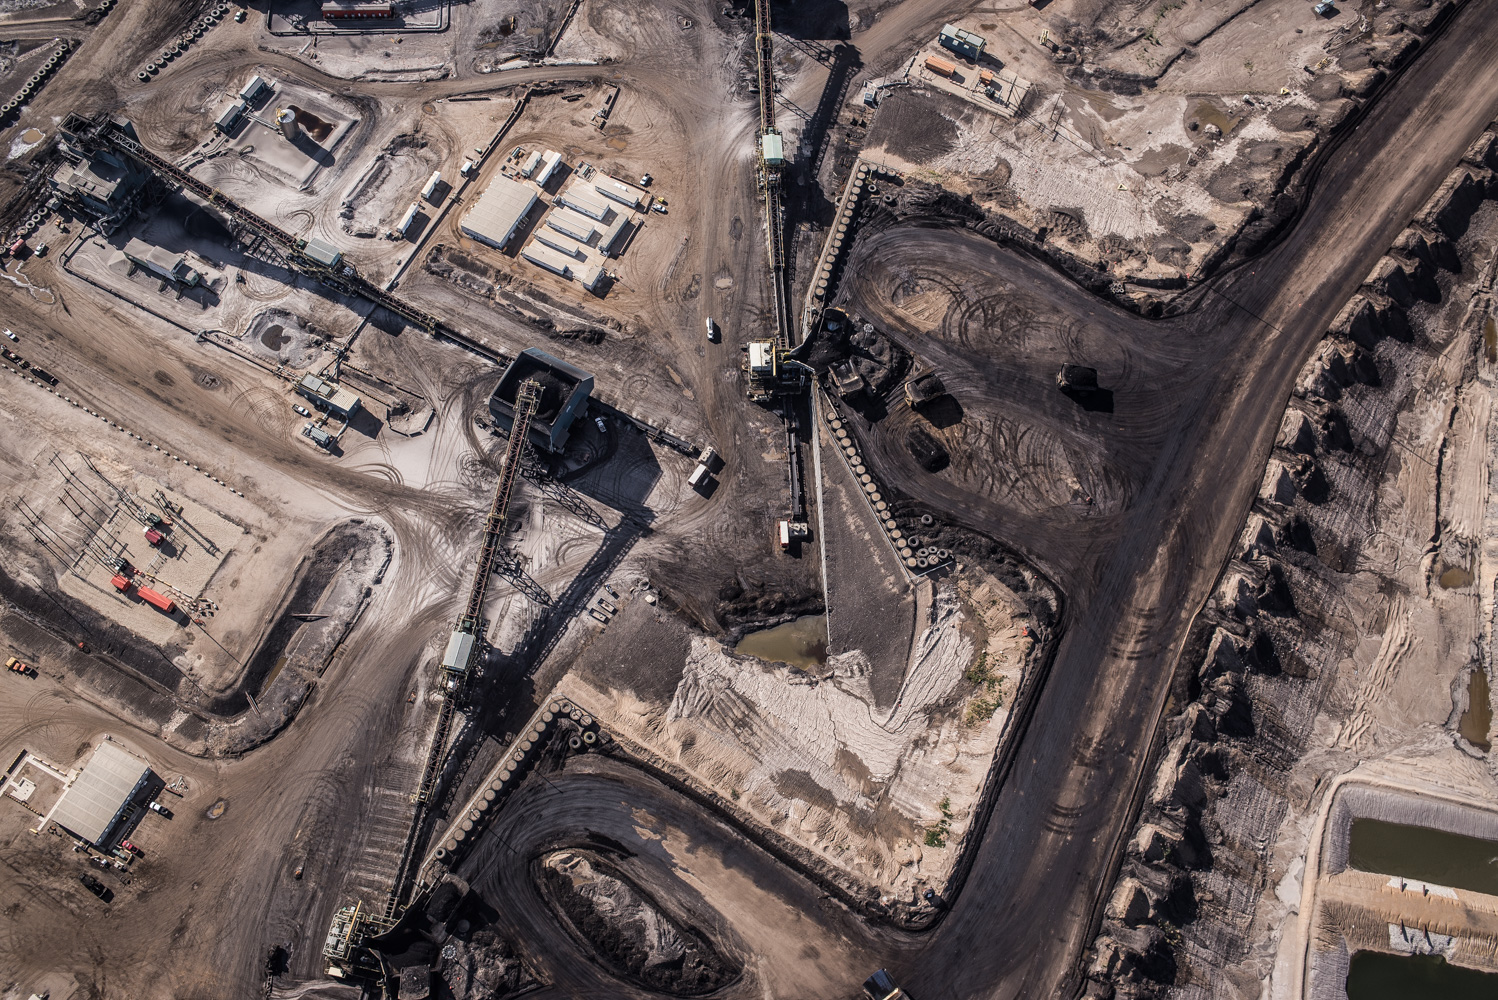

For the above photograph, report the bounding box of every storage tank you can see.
[275,107,299,141]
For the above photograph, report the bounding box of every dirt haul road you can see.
[465,4,1498,999]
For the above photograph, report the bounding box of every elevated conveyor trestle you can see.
[751,0,794,347]
[455,378,542,636]
[754,0,777,134]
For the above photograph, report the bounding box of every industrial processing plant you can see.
[0,2,1495,1000]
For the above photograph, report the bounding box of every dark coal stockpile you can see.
[538,851,737,996]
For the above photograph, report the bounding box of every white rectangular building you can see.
[546,207,598,243]
[521,241,579,278]
[520,150,543,177]
[460,176,539,251]
[575,262,604,290]
[556,182,612,222]
[594,176,644,210]
[598,211,631,257]
[534,149,563,187]
[51,742,154,848]
[534,230,586,259]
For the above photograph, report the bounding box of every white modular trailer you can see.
[534,230,586,259]
[546,207,598,243]
[594,176,643,209]
[557,183,612,221]
[521,241,578,278]
[534,149,563,187]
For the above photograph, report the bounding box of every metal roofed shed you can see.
[214,99,246,134]
[761,132,785,166]
[489,348,594,452]
[296,373,362,417]
[939,23,986,60]
[441,631,476,674]
[51,741,155,848]
[240,75,270,104]
[460,176,539,250]
[302,237,343,268]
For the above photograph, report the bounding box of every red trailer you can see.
[137,587,176,614]
[110,574,131,592]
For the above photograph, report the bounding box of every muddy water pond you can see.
[734,615,828,670]
[1349,819,1498,895]
[1460,669,1492,750]
[1438,565,1474,589]
[1345,951,1498,999]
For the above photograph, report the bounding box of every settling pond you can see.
[1349,818,1498,896]
[734,615,828,671]
[1345,951,1498,999]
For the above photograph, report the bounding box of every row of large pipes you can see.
[427,698,605,872]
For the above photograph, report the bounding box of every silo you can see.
[275,107,299,141]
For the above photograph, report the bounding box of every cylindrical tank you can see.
[275,107,298,141]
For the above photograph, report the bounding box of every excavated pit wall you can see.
[1082,126,1498,1000]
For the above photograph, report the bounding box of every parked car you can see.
[594,416,607,434]
[3,329,16,341]
[147,801,173,818]
[120,840,140,855]
[34,243,47,257]
[293,405,311,417]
